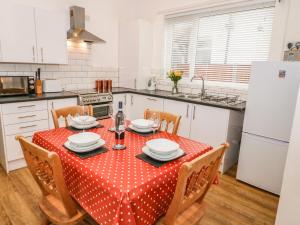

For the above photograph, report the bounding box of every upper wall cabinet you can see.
[0,4,37,63]
[35,8,67,64]
[0,3,67,64]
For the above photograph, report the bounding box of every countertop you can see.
[112,87,246,111]
[0,91,78,104]
[0,88,246,111]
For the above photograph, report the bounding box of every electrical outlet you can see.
[85,15,90,21]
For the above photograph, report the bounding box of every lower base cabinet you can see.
[0,97,78,173]
[114,95,244,174]
[48,98,78,129]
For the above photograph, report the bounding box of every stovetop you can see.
[70,89,109,95]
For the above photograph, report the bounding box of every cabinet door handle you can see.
[18,115,37,119]
[32,46,35,62]
[131,95,133,105]
[147,98,157,102]
[19,125,37,129]
[41,47,44,63]
[193,105,196,120]
[186,104,189,118]
[51,102,54,109]
[18,104,36,109]
[124,95,127,105]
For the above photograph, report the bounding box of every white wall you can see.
[270,0,300,60]
[130,0,300,69]
[275,86,300,225]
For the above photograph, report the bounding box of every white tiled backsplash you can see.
[0,41,119,91]
[151,69,248,101]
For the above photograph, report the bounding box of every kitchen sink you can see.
[169,93,201,99]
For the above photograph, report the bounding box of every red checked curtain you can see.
[165,4,274,84]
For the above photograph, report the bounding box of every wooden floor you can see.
[0,165,279,225]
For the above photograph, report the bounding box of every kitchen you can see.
[0,0,299,225]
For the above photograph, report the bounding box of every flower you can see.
[167,70,183,82]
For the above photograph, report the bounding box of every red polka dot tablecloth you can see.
[33,119,213,225]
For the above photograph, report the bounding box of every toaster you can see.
[42,79,62,93]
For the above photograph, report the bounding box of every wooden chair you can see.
[144,109,181,135]
[157,143,229,225]
[16,136,89,225]
[51,105,93,129]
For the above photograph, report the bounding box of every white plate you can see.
[72,116,96,125]
[131,119,154,129]
[129,124,153,133]
[71,121,99,130]
[142,146,185,162]
[68,132,100,147]
[64,139,105,153]
[146,138,179,155]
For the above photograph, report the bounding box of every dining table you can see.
[33,118,213,225]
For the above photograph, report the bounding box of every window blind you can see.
[165,5,274,83]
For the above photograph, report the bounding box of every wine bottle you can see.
[115,101,125,148]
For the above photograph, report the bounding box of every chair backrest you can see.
[164,143,229,225]
[144,109,181,135]
[16,136,78,217]
[51,105,93,128]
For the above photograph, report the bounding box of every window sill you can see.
[160,77,249,91]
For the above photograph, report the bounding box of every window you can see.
[165,4,274,84]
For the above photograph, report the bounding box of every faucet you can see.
[190,75,206,99]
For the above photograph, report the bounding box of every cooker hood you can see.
[67,6,105,43]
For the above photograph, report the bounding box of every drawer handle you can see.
[147,98,157,101]
[19,125,37,129]
[18,105,36,109]
[186,104,189,118]
[18,115,37,119]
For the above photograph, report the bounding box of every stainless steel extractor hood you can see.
[67,6,105,43]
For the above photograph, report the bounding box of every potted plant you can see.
[167,70,183,94]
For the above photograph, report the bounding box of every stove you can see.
[71,89,113,119]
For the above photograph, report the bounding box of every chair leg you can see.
[41,217,50,225]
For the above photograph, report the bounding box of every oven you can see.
[92,103,113,119]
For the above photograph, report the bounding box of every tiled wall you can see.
[151,69,248,101]
[0,41,119,91]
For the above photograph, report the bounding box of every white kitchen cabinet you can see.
[0,3,37,63]
[35,8,67,64]
[189,104,244,173]
[190,104,230,148]
[0,3,67,64]
[164,100,192,138]
[48,98,78,129]
[128,94,164,120]
[0,100,50,172]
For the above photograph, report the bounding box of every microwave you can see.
[0,76,35,96]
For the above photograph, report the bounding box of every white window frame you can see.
[163,0,275,88]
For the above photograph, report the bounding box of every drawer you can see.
[4,120,49,136]
[6,132,33,161]
[2,100,48,114]
[2,110,49,125]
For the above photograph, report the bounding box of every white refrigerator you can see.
[237,61,300,195]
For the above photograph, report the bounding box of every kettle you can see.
[147,77,156,91]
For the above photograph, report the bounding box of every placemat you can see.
[136,152,186,168]
[64,145,109,159]
[67,124,104,132]
[126,128,159,137]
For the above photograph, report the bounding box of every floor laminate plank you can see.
[0,165,279,225]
